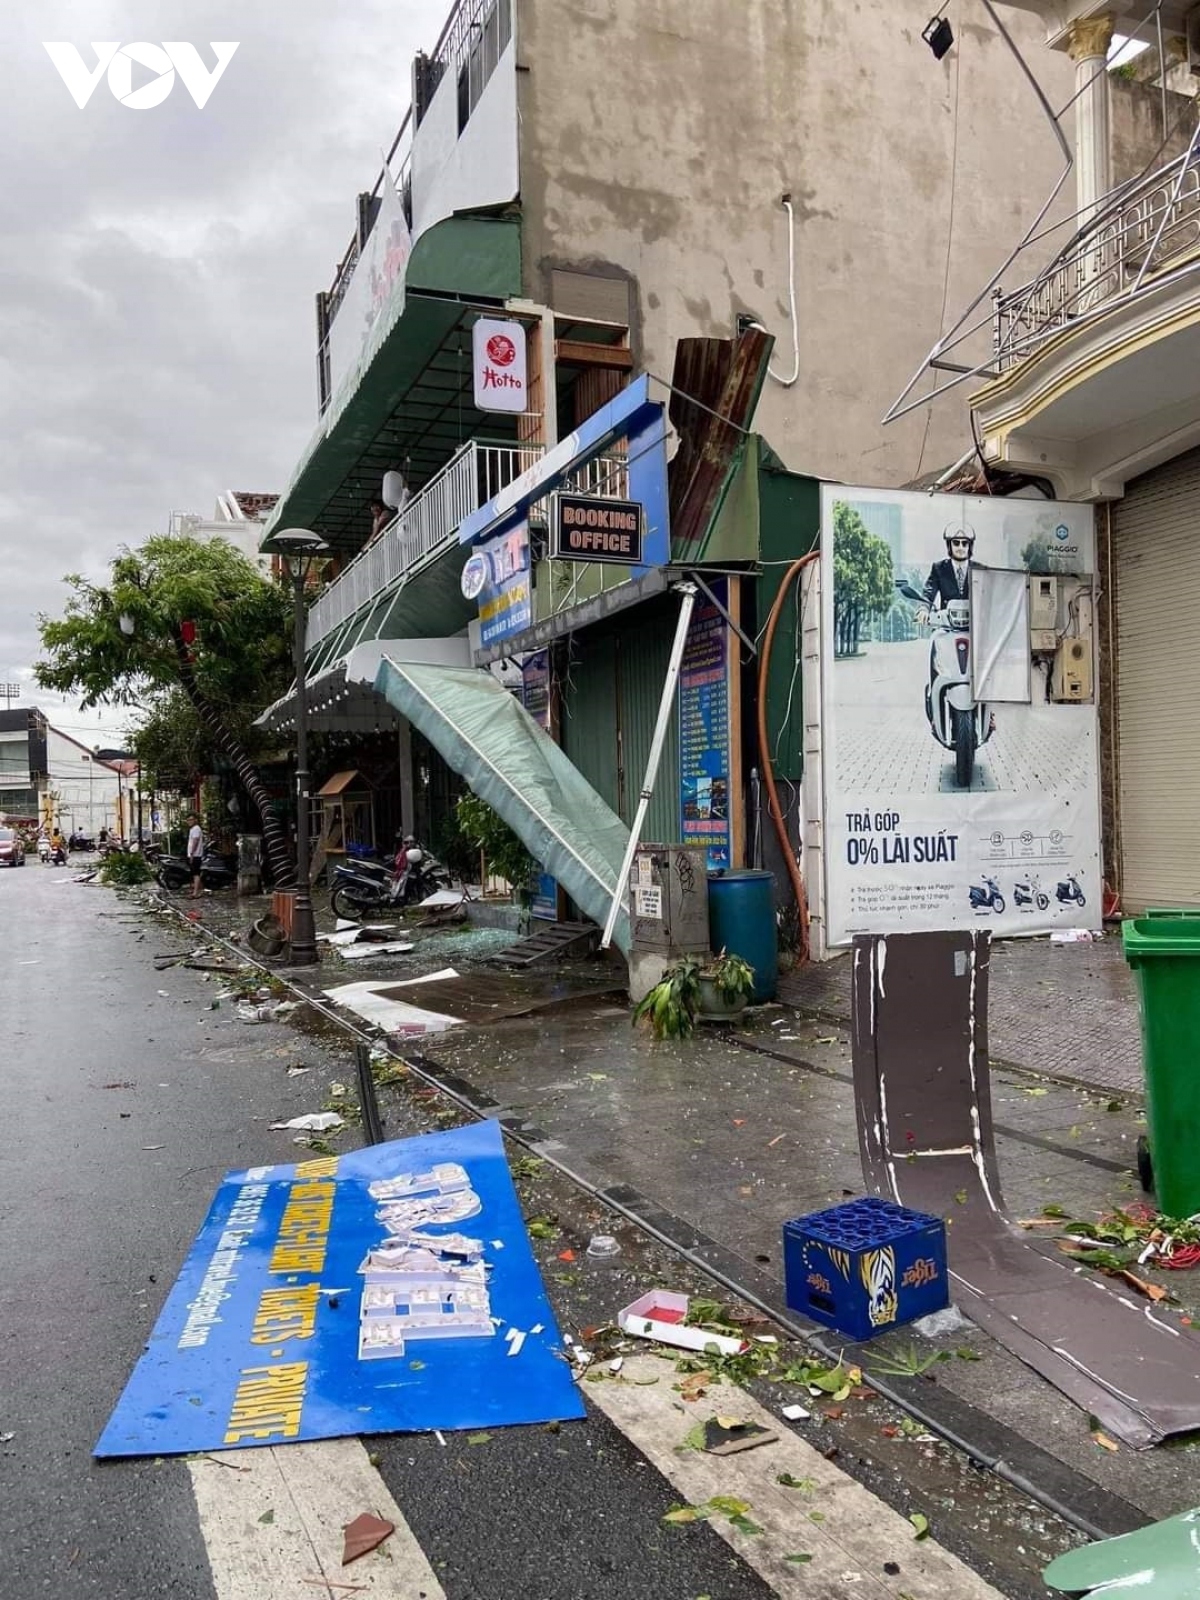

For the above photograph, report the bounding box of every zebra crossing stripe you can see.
[188,1437,446,1599]
[586,1353,1008,1599]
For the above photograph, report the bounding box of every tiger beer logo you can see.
[859,1246,899,1328]
[901,1257,940,1289]
[827,1247,851,1281]
[807,1272,832,1296]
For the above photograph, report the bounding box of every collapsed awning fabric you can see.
[372,658,631,954]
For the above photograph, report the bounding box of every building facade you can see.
[255,0,1109,951]
[0,709,128,836]
[970,2,1200,910]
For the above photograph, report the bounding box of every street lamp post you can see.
[265,527,329,966]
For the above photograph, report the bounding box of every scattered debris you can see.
[618,1291,747,1357]
[0,1431,14,1444]
[505,1328,527,1358]
[781,1404,811,1422]
[911,1306,972,1338]
[269,1112,344,1133]
[586,1234,620,1258]
[341,1512,395,1565]
[1092,1430,1120,1452]
[339,941,416,962]
[700,1417,778,1455]
[909,1513,931,1540]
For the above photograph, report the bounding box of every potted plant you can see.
[632,949,756,1039]
[632,955,702,1040]
[698,949,755,1020]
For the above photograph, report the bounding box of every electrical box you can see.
[1051,637,1093,702]
[1029,574,1059,652]
[628,844,709,954]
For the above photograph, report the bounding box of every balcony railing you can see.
[994,149,1200,370]
[306,438,630,651]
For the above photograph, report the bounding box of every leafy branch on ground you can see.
[99,850,154,886]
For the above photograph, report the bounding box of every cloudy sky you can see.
[0,1,447,743]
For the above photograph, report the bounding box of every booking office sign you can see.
[818,486,1101,947]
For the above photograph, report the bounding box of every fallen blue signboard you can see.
[96,1119,584,1457]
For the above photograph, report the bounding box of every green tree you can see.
[831,501,895,657]
[454,791,533,893]
[36,535,295,883]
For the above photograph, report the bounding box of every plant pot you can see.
[697,976,748,1021]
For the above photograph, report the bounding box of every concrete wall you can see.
[1110,75,1199,186]
[517,0,1077,489]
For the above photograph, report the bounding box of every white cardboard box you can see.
[617,1290,747,1357]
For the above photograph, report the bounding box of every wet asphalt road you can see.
[0,868,782,1599]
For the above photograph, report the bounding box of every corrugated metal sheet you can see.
[560,606,682,843]
[1112,446,1200,908]
[619,616,682,846]
[561,631,620,816]
[668,327,773,556]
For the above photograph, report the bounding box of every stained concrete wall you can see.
[1110,75,1198,187]
[517,0,1076,488]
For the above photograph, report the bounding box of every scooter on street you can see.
[897,581,993,789]
[968,876,1006,914]
[1056,874,1086,908]
[155,849,239,893]
[330,846,451,921]
[1013,874,1049,912]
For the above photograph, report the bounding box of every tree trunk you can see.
[173,637,294,886]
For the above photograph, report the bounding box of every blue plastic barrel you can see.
[707,870,778,1003]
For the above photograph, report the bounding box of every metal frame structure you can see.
[884,0,1196,426]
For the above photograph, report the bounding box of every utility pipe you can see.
[756,551,820,964]
[600,583,698,950]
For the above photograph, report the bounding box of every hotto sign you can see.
[550,494,644,564]
[472,318,528,414]
[43,43,239,109]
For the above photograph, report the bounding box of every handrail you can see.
[994,147,1200,368]
[305,437,632,651]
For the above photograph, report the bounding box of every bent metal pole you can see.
[601,582,697,950]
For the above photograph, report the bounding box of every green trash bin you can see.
[1122,916,1200,1217]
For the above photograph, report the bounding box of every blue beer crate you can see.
[782,1197,948,1341]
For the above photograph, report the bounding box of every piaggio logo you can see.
[43,43,239,110]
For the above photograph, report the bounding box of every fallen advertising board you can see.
[96,1120,584,1457]
[820,487,1101,947]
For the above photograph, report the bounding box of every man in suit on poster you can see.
[916,525,977,625]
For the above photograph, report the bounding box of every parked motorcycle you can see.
[1013,875,1049,912]
[1056,874,1086,908]
[897,580,993,789]
[330,846,450,921]
[155,849,238,893]
[968,876,1005,914]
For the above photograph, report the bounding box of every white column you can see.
[1067,14,1115,223]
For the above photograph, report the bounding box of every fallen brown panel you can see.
[341,1511,394,1565]
[851,929,1200,1449]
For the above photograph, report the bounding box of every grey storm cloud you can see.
[0,0,447,738]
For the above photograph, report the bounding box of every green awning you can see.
[263,215,523,551]
[372,657,632,954]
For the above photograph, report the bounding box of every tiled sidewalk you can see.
[779,935,1144,1096]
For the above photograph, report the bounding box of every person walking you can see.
[186,813,205,899]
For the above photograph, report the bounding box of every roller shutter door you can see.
[1112,447,1200,908]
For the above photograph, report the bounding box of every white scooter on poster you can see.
[897,580,994,788]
